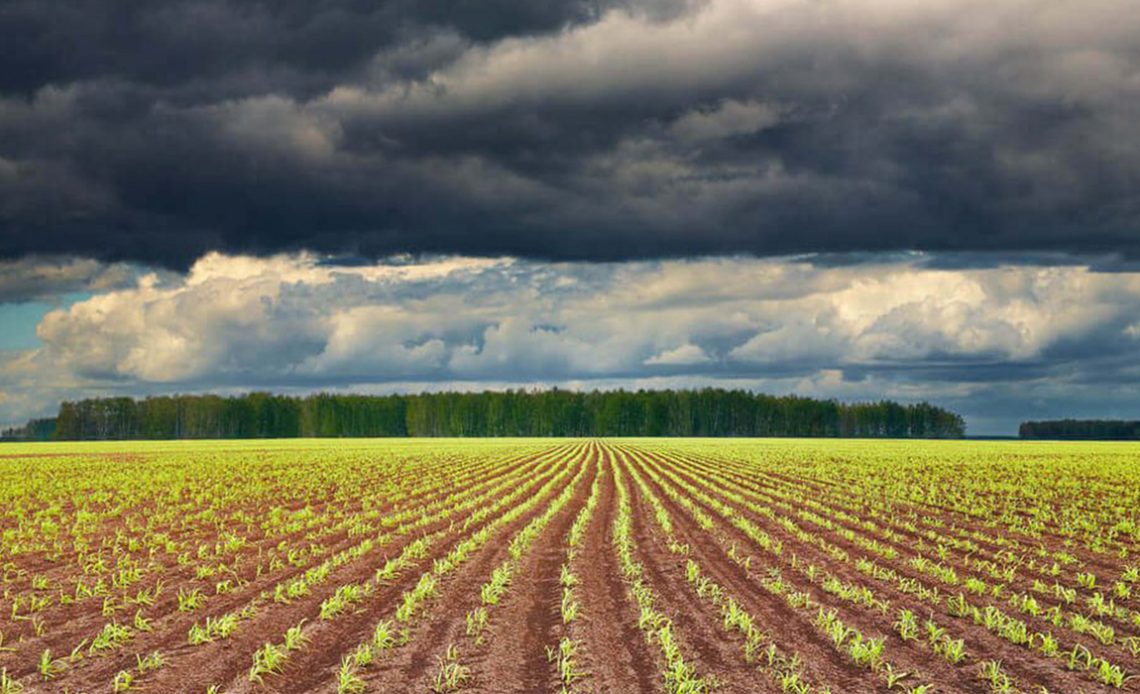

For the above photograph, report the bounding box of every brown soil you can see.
[620,447,879,693]
[675,450,1140,667]
[296,444,594,694]
[564,446,663,694]
[204,446,580,694]
[622,464,785,693]
[1,445,548,655]
[649,448,1118,693]
[25,447,569,694]
[761,463,1131,581]
[5,440,1136,694]
[453,442,601,692]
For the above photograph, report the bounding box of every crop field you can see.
[1,439,1139,693]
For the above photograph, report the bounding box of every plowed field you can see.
[1,438,1139,693]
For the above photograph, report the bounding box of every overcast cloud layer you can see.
[5,252,1140,434]
[2,0,1139,266]
[3,0,1140,433]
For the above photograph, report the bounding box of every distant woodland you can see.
[1,389,966,441]
[1019,420,1140,440]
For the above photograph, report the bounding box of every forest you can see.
[1019,419,1140,440]
[1,389,968,440]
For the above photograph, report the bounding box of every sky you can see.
[1,0,1139,434]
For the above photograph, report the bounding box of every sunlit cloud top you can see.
[4,252,1140,433]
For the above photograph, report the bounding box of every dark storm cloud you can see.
[1,0,1138,268]
[0,0,611,96]
[0,256,139,303]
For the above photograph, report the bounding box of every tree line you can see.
[21,389,967,440]
[1019,419,1140,440]
[0,418,58,442]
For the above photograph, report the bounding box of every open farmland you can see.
[1,440,1139,693]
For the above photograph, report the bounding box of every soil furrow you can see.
[616,449,779,693]
[460,442,601,692]
[300,444,592,693]
[619,446,882,693]
[2,445,551,673]
[40,445,572,694]
[652,448,1106,694]
[569,444,662,694]
[671,448,1140,670]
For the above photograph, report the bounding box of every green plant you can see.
[849,635,885,671]
[934,636,967,664]
[38,649,66,679]
[547,637,582,686]
[979,659,1013,693]
[337,657,366,694]
[90,622,133,653]
[136,650,165,673]
[480,565,511,605]
[178,587,205,612]
[0,669,20,694]
[431,644,470,693]
[466,607,488,644]
[561,588,580,623]
[1093,658,1133,688]
[112,670,135,692]
[883,663,910,688]
[283,621,308,650]
[372,620,396,652]
[894,610,918,641]
[352,643,373,668]
[248,642,287,683]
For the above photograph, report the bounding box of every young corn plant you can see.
[883,664,911,688]
[560,588,580,624]
[90,622,133,653]
[136,650,165,673]
[248,642,287,683]
[177,587,205,612]
[0,668,21,694]
[545,637,582,688]
[336,656,366,694]
[894,609,918,641]
[112,670,134,692]
[978,660,1014,694]
[372,620,396,653]
[38,649,66,679]
[560,564,578,588]
[283,620,308,650]
[480,565,512,606]
[1092,658,1133,688]
[933,636,967,665]
[321,583,367,620]
[465,608,489,645]
[351,643,373,668]
[848,635,885,671]
[431,644,470,693]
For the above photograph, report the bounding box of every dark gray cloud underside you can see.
[0,0,613,95]
[1,0,1138,269]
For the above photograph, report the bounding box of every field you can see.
[1,439,1139,693]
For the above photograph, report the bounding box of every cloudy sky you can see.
[2,0,1139,434]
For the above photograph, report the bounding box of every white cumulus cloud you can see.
[6,251,1140,433]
